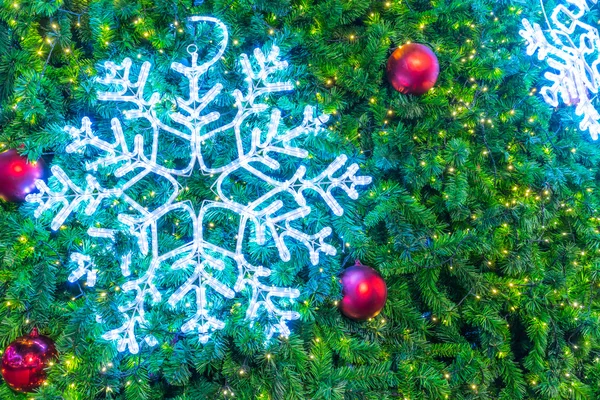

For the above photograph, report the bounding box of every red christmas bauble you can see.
[386,43,439,95]
[0,149,46,203]
[339,261,387,320]
[1,328,57,392]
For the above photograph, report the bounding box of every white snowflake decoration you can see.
[26,16,371,354]
[520,0,600,140]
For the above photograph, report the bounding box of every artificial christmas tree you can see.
[2,0,600,399]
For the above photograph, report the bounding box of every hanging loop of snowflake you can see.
[26,16,372,354]
[520,0,600,140]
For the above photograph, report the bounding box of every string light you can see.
[27,16,371,354]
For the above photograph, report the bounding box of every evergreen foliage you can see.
[1,0,600,399]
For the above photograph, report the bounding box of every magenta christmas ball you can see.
[386,43,439,95]
[0,149,46,203]
[339,261,388,320]
[1,328,57,392]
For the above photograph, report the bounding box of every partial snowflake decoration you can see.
[520,0,600,140]
[26,16,371,354]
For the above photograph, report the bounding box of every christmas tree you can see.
[1,0,600,399]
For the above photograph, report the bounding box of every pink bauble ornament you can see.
[0,149,46,203]
[339,261,387,320]
[386,43,439,95]
[1,328,57,392]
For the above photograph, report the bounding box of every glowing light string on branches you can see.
[520,0,600,140]
[26,16,372,354]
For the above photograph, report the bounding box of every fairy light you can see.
[520,0,600,139]
[27,16,371,354]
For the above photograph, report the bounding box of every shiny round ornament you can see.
[339,261,387,320]
[0,149,46,203]
[1,328,57,392]
[386,43,439,95]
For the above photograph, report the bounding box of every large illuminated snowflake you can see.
[520,0,600,140]
[26,16,371,354]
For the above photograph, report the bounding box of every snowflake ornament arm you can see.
[27,16,372,354]
[520,0,600,140]
[27,164,121,231]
